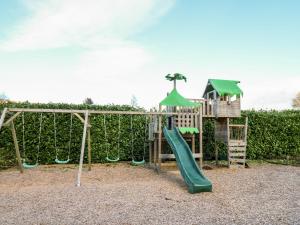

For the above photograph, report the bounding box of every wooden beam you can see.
[229,124,245,128]
[3,112,21,127]
[8,108,200,116]
[0,107,8,131]
[160,153,201,159]
[76,111,89,187]
[73,113,92,127]
[10,121,24,173]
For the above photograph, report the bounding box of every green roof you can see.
[203,79,243,97]
[160,88,200,107]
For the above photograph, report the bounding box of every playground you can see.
[0,163,299,225]
[0,75,299,225]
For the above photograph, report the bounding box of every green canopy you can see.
[160,88,200,107]
[203,79,243,97]
[178,127,199,134]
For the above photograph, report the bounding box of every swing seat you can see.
[131,159,145,166]
[106,156,120,162]
[55,158,70,164]
[22,162,38,169]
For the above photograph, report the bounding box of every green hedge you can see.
[1,102,299,168]
[243,110,300,160]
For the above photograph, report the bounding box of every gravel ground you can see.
[0,163,299,225]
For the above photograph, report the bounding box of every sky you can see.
[0,0,299,110]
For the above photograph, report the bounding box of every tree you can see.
[165,73,187,89]
[131,95,138,108]
[292,92,300,108]
[83,98,94,105]
[0,92,9,103]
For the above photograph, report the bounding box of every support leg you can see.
[10,121,24,173]
[76,111,89,187]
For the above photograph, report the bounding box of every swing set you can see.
[21,112,74,168]
[103,114,148,165]
[0,107,199,187]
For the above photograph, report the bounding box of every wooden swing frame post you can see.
[10,120,24,173]
[76,110,89,187]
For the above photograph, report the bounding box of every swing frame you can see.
[0,107,204,187]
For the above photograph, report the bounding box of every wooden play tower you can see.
[149,77,248,169]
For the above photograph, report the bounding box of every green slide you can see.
[163,127,212,193]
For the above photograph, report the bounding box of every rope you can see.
[131,115,134,159]
[54,113,72,163]
[22,112,26,161]
[36,113,43,161]
[142,116,148,160]
[53,113,58,158]
[21,112,42,167]
[67,113,73,160]
[131,115,148,165]
[103,114,108,156]
[117,114,121,158]
[104,114,120,162]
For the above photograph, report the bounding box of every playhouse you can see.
[149,77,248,171]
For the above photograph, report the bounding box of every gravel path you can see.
[0,163,299,225]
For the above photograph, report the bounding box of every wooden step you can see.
[229,158,246,163]
[229,152,245,157]
[228,140,246,147]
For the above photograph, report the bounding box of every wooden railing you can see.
[188,98,214,117]
[229,124,246,142]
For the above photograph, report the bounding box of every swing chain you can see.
[21,112,42,165]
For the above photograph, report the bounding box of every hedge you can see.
[0,102,299,168]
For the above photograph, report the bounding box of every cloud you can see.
[242,76,300,110]
[1,0,175,51]
[0,0,175,108]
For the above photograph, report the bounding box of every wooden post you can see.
[154,136,157,168]
[76,111,89,187]
[149,141,152,165]
[158,105,162,171]
[0,108,8,131]
[199,108,203,168]
[10,121,24,173]
[192,134,195,154]
[244,116,248,167]
[87,124,92,171]
[226,117,230,168]
[215,141,218,166]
